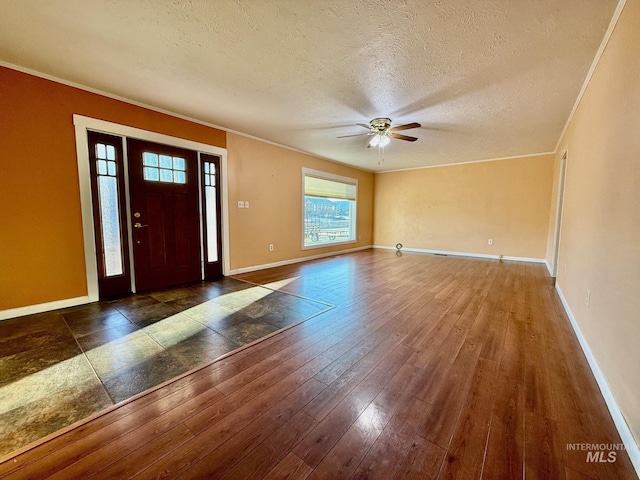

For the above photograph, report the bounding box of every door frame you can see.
[74,114,230,302]
[550,150,568,277]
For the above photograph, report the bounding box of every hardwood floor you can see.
[0,249,636,479]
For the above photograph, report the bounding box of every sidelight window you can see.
[95,142,124,277]
[203,161,219,262]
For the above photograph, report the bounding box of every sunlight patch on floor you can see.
[261,276,300,291]
[0,355,97,414]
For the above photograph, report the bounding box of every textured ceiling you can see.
[0,0,619,171]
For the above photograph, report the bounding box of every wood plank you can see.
[524,328,557,420]
[437,358,499,480]
[263,452,313,480]
[392,435,446,480]
[417,338,482,448]
[219,411,318,480]
[305,332,408,421]
[46,420,195,479]
[564,466,603,480]
[481,378,524,480]
[176,379,326,479]
[314,326,397,384]
[214,328,340,396]
[498,318,526,385]
[294,343,415,467]
[524,412,565,480]
[308,361,421,479]
[349,395,431,480]
[406,324,468,400]
[70,423,194,479]
[405,311,463,369]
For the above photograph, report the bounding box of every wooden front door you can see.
[127,138,201,292]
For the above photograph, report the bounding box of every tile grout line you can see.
[60,313,118,406]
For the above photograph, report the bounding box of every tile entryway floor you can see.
[0,277,332,457]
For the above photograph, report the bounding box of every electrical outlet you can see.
[488,239,493,245]
[237,201,245,208]
[586,289,590,308]
[269,244,274,252]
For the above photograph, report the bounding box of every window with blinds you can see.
[302,169,357,248]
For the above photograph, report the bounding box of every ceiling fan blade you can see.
[390,133,418,142]
[356,123,372,130]
[337,133,372,138]
[390,122,421,132]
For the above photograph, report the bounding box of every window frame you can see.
[301,168,358,250]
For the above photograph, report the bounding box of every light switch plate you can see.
[238,201,245,208]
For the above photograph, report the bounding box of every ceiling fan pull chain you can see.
[378,145,385,165]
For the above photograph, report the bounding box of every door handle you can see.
[134,222,148,229]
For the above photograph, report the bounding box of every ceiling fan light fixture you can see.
[369,133,390,148]
[340,118,420,148]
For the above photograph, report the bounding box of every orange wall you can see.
[0,67,225,310]
[373,154,554,259]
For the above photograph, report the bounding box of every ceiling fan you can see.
[337,118,421,148]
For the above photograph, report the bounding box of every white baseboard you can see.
[372,244,546,264]
[555,284,640,476]
[227,245,373,275]
[0,296,92,321]
[545,260,554,277]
